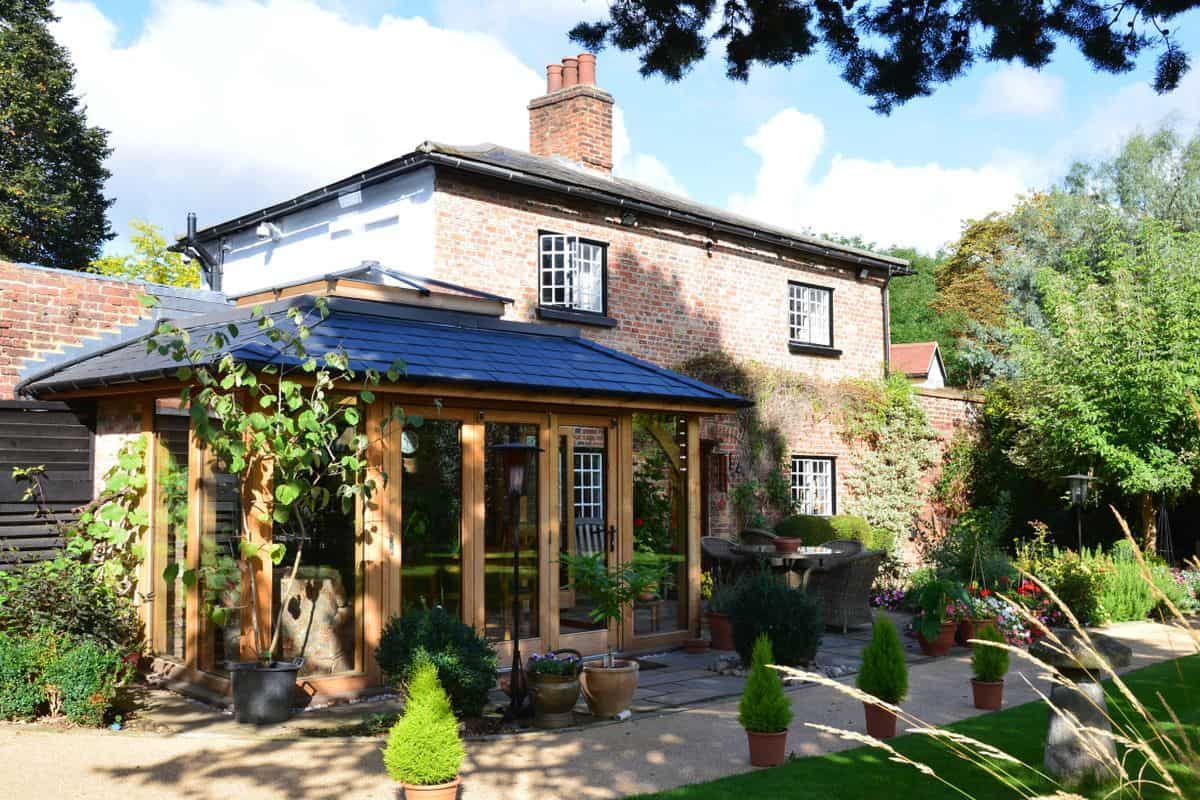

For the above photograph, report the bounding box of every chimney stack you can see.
[528,53,613,172]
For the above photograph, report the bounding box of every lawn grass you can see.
[635,654,1200,800]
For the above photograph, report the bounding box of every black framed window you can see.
[539,232,607,315]
[790,455,835,516]
[788,282,833,347]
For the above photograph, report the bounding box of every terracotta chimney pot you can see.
[577,53,596,85]
[562,57,579,88]
[546,64,563,93]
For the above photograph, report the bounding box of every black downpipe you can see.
[882,268,892,378]
[182,212,224,292]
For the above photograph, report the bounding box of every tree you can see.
[887,247,968,385]
[571,1,1195,113]
[91,220,201,287]
[1005,221,1200,548]
[0,1,112,268]
[1065,125,1200,232]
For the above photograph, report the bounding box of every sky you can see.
[58,1,1200,256]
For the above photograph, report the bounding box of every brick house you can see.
[5,54,947,699]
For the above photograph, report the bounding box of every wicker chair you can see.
[825,539,864,559]
[739,528,778,547]
[801,549,885,633]
[701,536,752,583]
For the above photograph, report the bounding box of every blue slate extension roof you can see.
[17,295,749,408]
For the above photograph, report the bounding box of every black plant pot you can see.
[229,658,303,724]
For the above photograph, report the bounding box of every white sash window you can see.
[789,282,833,346]
[540,233,606,314]
[790,456,835,516]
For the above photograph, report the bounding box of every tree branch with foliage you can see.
[149,296,406,662]
[571,1,1195,113]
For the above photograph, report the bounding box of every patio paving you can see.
[2,617,1190,799]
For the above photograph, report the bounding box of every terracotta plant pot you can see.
[401,776,460,800]
[917,621,957,657]
[745,729,788,767]
[529,673,581,729]
[706,611,735,651]
[971,679,1004,711]
[684,638,710,654]
[863,701,898,739]
[773,536,802,554]
[581,660,639,718]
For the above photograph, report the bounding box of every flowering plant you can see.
[870,587,906,611]
[528,651,581,677]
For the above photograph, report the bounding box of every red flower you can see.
[980,588,991,597]
[634,517,645,527]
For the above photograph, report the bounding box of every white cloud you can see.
[728,109,1031,253]
[52,0,676,250]
[612,106,687,196]
[975,65,1065,117]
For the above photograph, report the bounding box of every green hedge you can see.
[729,573,823,666]
[774,515,834,545]
[0,633,128,725]
[376,604,498,717]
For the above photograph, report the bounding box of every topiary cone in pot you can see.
[856,616,908,739]
[739,634,793,767]
[383,655,465,800]
[970,624,1009,711]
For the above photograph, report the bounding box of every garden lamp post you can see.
[489,440,541,722]
[1063,474,1096,552]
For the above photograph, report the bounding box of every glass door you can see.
[556,419,614,656]
[482,419,545,662]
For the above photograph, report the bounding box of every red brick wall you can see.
[432,174,891,537]
[528,85,614,173]
[0,261,150,399]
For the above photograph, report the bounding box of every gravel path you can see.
[1,620,1191,800]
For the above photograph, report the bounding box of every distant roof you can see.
[18,296,749,409]
[188,143,908,275]
[890,341,942,378]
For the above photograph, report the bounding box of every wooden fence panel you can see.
[0,401,94,570]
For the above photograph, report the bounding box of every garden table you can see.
[731,544,836,586]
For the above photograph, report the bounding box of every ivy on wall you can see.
[837,375,938,543]
[677,352,936,540]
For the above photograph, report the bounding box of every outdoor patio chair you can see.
[801,549,885,633]
[701,535,752,583]
[575,518,606,556]
[739,528,778,548]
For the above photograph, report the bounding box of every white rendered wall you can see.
[216,167,436,296]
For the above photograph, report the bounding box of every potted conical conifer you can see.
[970,624,1009,710]
[383,656,466,800]
[856,616,908,739]
[739,634,793,767]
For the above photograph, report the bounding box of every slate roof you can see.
[890,341,942,378]
[187,143,908,274]
[18,295,749,408]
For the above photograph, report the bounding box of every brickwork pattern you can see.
[433,175,890,537]
[528,86,614,173]
[0,261,151,399]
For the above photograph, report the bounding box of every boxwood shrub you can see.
[729,572,823,666]
[376,604,498,717]
[773,515,835,545]
[0,633,45,721]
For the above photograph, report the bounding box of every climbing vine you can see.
[838,374,937,542]
[677,351,936,541]
[14,435,151,599]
